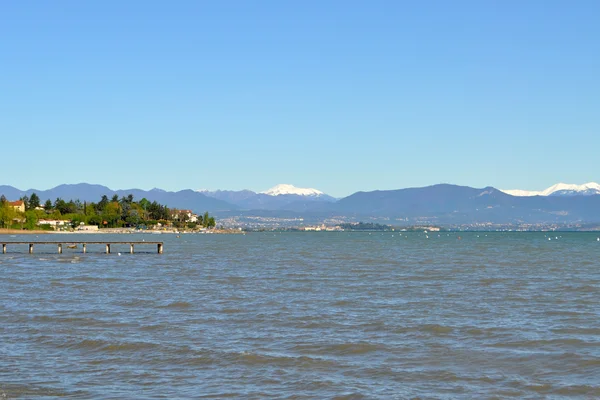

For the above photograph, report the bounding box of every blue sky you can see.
[2,1,598,197]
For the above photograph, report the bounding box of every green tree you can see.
[0,202,16,228]
[88,214,102,226]
[102,201,121,228]
[121,194,134,204]
[49,210,62,219]
[207,216,216,228]
[29,193,41,209]
[21,195,30,211]
[44,199,53,211]
[54,198,76,215]
[125,209,140,227]
[54,198,66,213]
[65,200,78,214]
[24,211,39,230]
[138,198,150,220]
[97,195,109,213]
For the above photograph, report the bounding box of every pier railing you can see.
[1,241,164,254]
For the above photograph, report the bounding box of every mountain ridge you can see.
[2,182,599,225]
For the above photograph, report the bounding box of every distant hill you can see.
[0,183,236,213]
[2,182,600,225]
[333,184,600,224]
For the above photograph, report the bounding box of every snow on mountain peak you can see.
[501,182,600,197]
[260,184,324,197]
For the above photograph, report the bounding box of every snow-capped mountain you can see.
[195,184,335,209]
[260,184,325,197]
[501,182,600,197]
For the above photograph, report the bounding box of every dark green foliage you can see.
[29,193,41,209]
[97,195,109,213]
[1,191,217,230]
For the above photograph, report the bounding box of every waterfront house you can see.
[8,200,25,213]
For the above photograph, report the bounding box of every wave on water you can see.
[162,301,193,309]
[492,338,598,348]
[394,324,454,335]
[292,342,386,356]
[58,338,160,352]
[0,383,84,399]
[232,351,339,368]
[419,324,454,335]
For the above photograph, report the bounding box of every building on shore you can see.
[8,200,25,213]
[77,225,99,232]
[38,219,69,229]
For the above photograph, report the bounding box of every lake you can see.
[1,232,599,398]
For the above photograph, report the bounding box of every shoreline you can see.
[0,229,54,235]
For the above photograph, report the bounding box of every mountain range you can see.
[1,182,599,225]
[501,182,600,197]
[198,184,336,211]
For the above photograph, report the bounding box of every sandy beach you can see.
[0,229,54,235]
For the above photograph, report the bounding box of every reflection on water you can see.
[1,232,600,398]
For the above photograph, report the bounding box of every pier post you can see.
[58,244,62,254]
[130,244,134,254]
[83,244,86,254]
[29,244,34,254]
[106,244,111,254]
[157,243,163,254]
[3,243,6,254]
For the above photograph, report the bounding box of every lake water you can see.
[1,232,599,399]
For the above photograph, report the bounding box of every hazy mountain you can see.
[0,185,28,200]
[199,184,336,210]
[333,184,600,224]
[335,184,515,218]
[501,182,600,197]
[198,189,259,204]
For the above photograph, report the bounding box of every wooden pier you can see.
[1,241,164,254]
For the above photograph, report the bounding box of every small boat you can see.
[67,244,78,249]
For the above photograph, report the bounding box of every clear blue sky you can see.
[2,1,598,197]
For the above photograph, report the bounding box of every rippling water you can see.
[1,232,599,398]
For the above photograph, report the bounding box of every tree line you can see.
[0,193,216,230]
